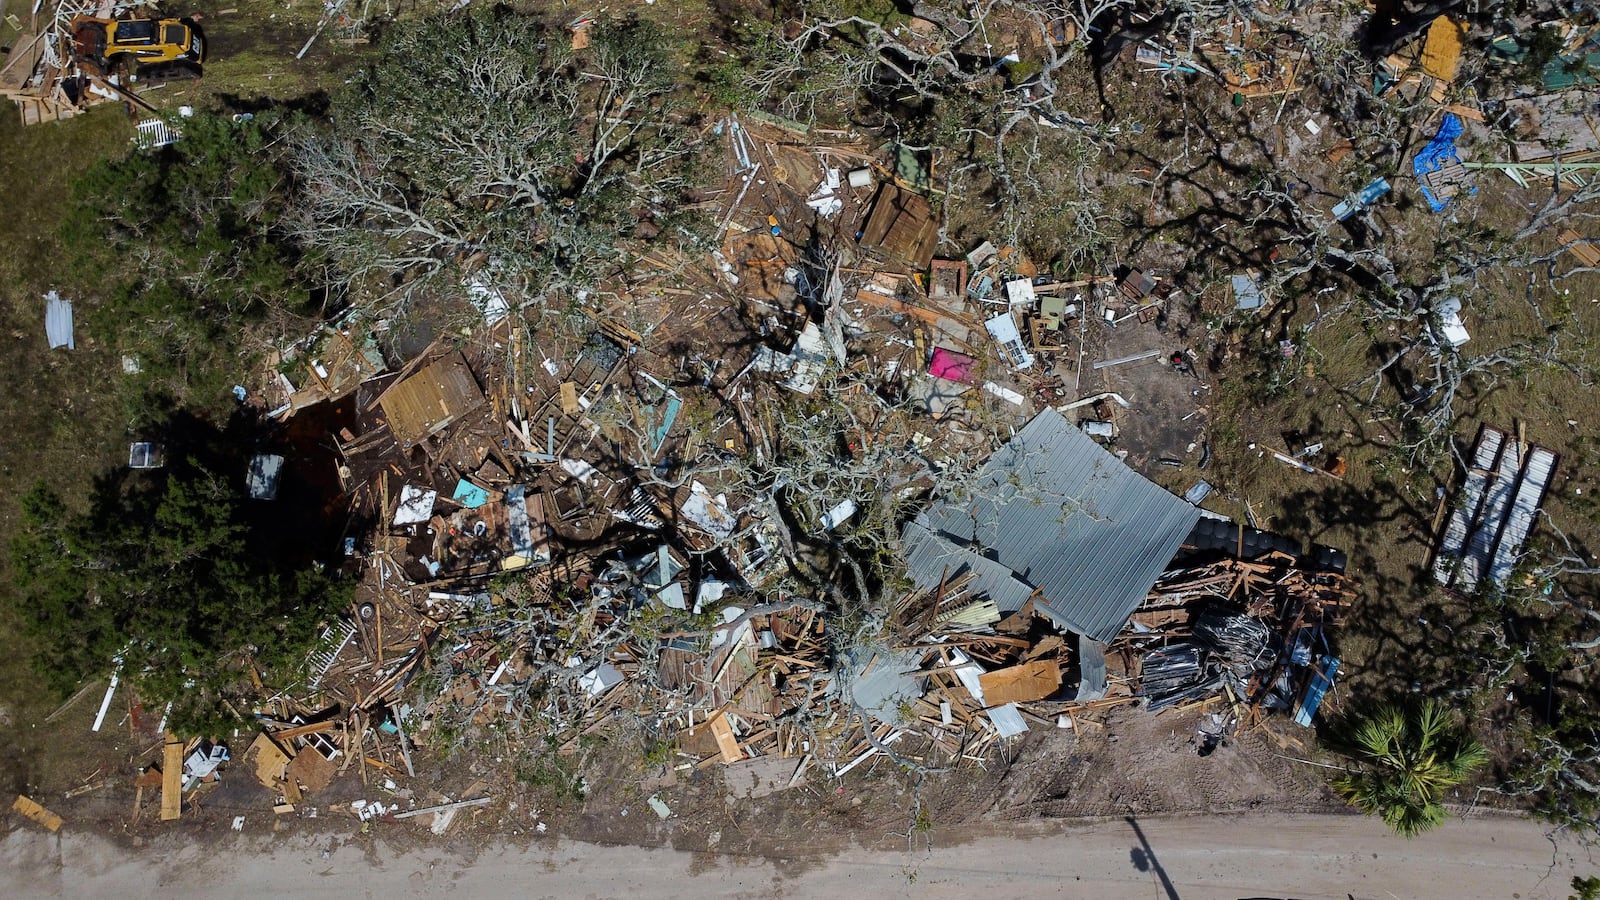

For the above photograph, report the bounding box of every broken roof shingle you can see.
[910,408,1202,642]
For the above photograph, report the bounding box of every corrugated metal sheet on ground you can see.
[1434,426,1502,578]
[844,646,924,725]
[912,408,1201,642]
[1458,437,1524,588]
[44,291,73,349]
[1489,448,1557,585]
[1434,425,1559,593]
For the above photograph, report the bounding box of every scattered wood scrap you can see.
[1560,229,1600,267]
[12,795,63,832]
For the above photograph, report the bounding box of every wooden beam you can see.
[159,734,183,821]
[392,796,491,820]
[852,289,972,331]
[1560,229,1600,267]
[267,719,339,742]
[708,712,743,763]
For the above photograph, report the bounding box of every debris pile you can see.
[0,0,169,124]
[1125,552,1352,725]
[99,80,1370,824]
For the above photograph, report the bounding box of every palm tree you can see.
[1331,699,1489,837]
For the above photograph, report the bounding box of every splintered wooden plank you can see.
[12,795,63,832]
[267,720,337,742]
[559,381,579,415]
[160,734,183,821]
[708,712,744,764]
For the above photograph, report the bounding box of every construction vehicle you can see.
[70,15,204,80]
[4,2,202,124]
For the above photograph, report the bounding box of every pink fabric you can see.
[929,348,976,383]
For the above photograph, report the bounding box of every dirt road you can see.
[1,811,1586,899]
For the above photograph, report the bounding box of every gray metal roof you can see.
[910,408,1202,642]
[901,520,1037,614]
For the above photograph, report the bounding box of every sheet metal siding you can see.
[44,292,73,350]
[1075,634,1108,701]
[917,410,1201,642]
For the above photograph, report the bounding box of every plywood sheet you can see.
[248,732,294,790]
[287,746,338,794]
[858,182,937,269]
[977,659,1062,707]
[378,351,485,446]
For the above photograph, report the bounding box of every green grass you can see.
[0,103,139,795]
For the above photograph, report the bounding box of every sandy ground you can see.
[2,811,1591,900]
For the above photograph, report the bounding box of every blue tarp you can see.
[1293,655,1341,727]
[650,395,681,455]
[1332,177,1391,221]
[1414,113,1477,212]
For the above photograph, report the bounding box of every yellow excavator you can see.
[71,15,204,81]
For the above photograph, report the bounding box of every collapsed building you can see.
[136,111,1357,827]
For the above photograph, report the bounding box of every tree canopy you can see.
[1332,700,1489,837]
[61,112,308,418]
[289,10,700,314]
[11,445,349,734]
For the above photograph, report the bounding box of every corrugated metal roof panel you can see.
[1434,425,1503,583]
[1489,448,1557,584]
[843,645,925,725]
[44,291,73,350]
[901,521,1036,614]
[912,409,1201,642]
[1458,437,1525,589]
[1434,425,1560,592]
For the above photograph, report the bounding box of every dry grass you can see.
[1207,169,1600,720]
